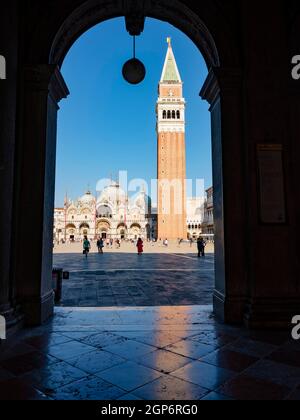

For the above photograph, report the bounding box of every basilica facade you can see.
[54,182,155,243]
[53,183,213,243]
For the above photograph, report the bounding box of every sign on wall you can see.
[257,144,286,224]
[0,315,6,340]
[0,55,6,79]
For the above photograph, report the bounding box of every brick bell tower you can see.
[156,38,187,241]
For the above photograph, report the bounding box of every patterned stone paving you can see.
[0,307,298,400]
[53,253,214,307]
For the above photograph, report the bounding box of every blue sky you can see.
[55,17,212,207]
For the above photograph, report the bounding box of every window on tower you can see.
[172,110,176,119]
[163,110,167,119]
[177,110,180,119]
[167,110,171,119]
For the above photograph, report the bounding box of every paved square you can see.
[53,252,214,307]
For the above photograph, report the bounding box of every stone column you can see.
[201,67,248,324]
[242,76,300,328]
[13,65,69,325]
[0,0,22,330]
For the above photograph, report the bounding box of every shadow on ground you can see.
[53,253,215,307]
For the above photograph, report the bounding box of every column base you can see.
[21,290,54,326]
[213,290,247,325]
[0,305,24,338]
[244,298,300,329]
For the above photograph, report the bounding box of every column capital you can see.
[200,67,242,106]
[24,65,69,104]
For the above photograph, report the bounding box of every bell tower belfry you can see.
[156,38,187,241]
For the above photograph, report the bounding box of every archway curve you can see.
[48,0,239,69]
[117,223,127,230]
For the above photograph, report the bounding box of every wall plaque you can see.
[257,144,286,224]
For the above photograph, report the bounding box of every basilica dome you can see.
[97,182,127,206]
[79,191,95,206]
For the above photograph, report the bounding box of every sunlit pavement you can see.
[53,252,215,307]
[53,241,215,255]
[0,306,298,400]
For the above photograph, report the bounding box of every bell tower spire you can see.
[160,37,182,84]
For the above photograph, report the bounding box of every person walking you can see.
[83,236,91,259]
[137,238,144,255]
[97,237,104,254]
[197,236,206,258]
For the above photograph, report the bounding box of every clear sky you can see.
[55,17,212,207]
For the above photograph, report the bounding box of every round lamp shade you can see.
[122,58,146,85]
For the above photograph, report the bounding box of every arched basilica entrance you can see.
[97,220,111,240]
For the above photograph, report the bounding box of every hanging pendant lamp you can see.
[122,35,146,85]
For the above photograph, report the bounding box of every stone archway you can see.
[117,223,127,240]
[96,220,111,238]
[79,223,90,237]
[130,223,142,240]
[65,223,77,239]
[14,0,248,326]
[49,0,226,68]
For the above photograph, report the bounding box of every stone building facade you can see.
[54,186,213,243]
[54,183,155,242]
[202,187,214,237]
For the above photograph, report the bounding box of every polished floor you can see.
[0,306,299,400]
[53,253,214,307]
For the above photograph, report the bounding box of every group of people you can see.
[157,238,169,247]
[95,237,122,254]
[82,236,144,258]
[83,235,206,258]
[82,236,110,257]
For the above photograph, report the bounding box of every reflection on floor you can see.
[54,253,215,307]
[0,306,299,400]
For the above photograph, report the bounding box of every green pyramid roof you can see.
[161,41,181,83]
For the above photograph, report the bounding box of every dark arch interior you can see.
[49,1,221,69]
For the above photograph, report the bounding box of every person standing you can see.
[137,238,144,255]
[197,237,206,258]
[97,237,104,254]
[83,236,91,259]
